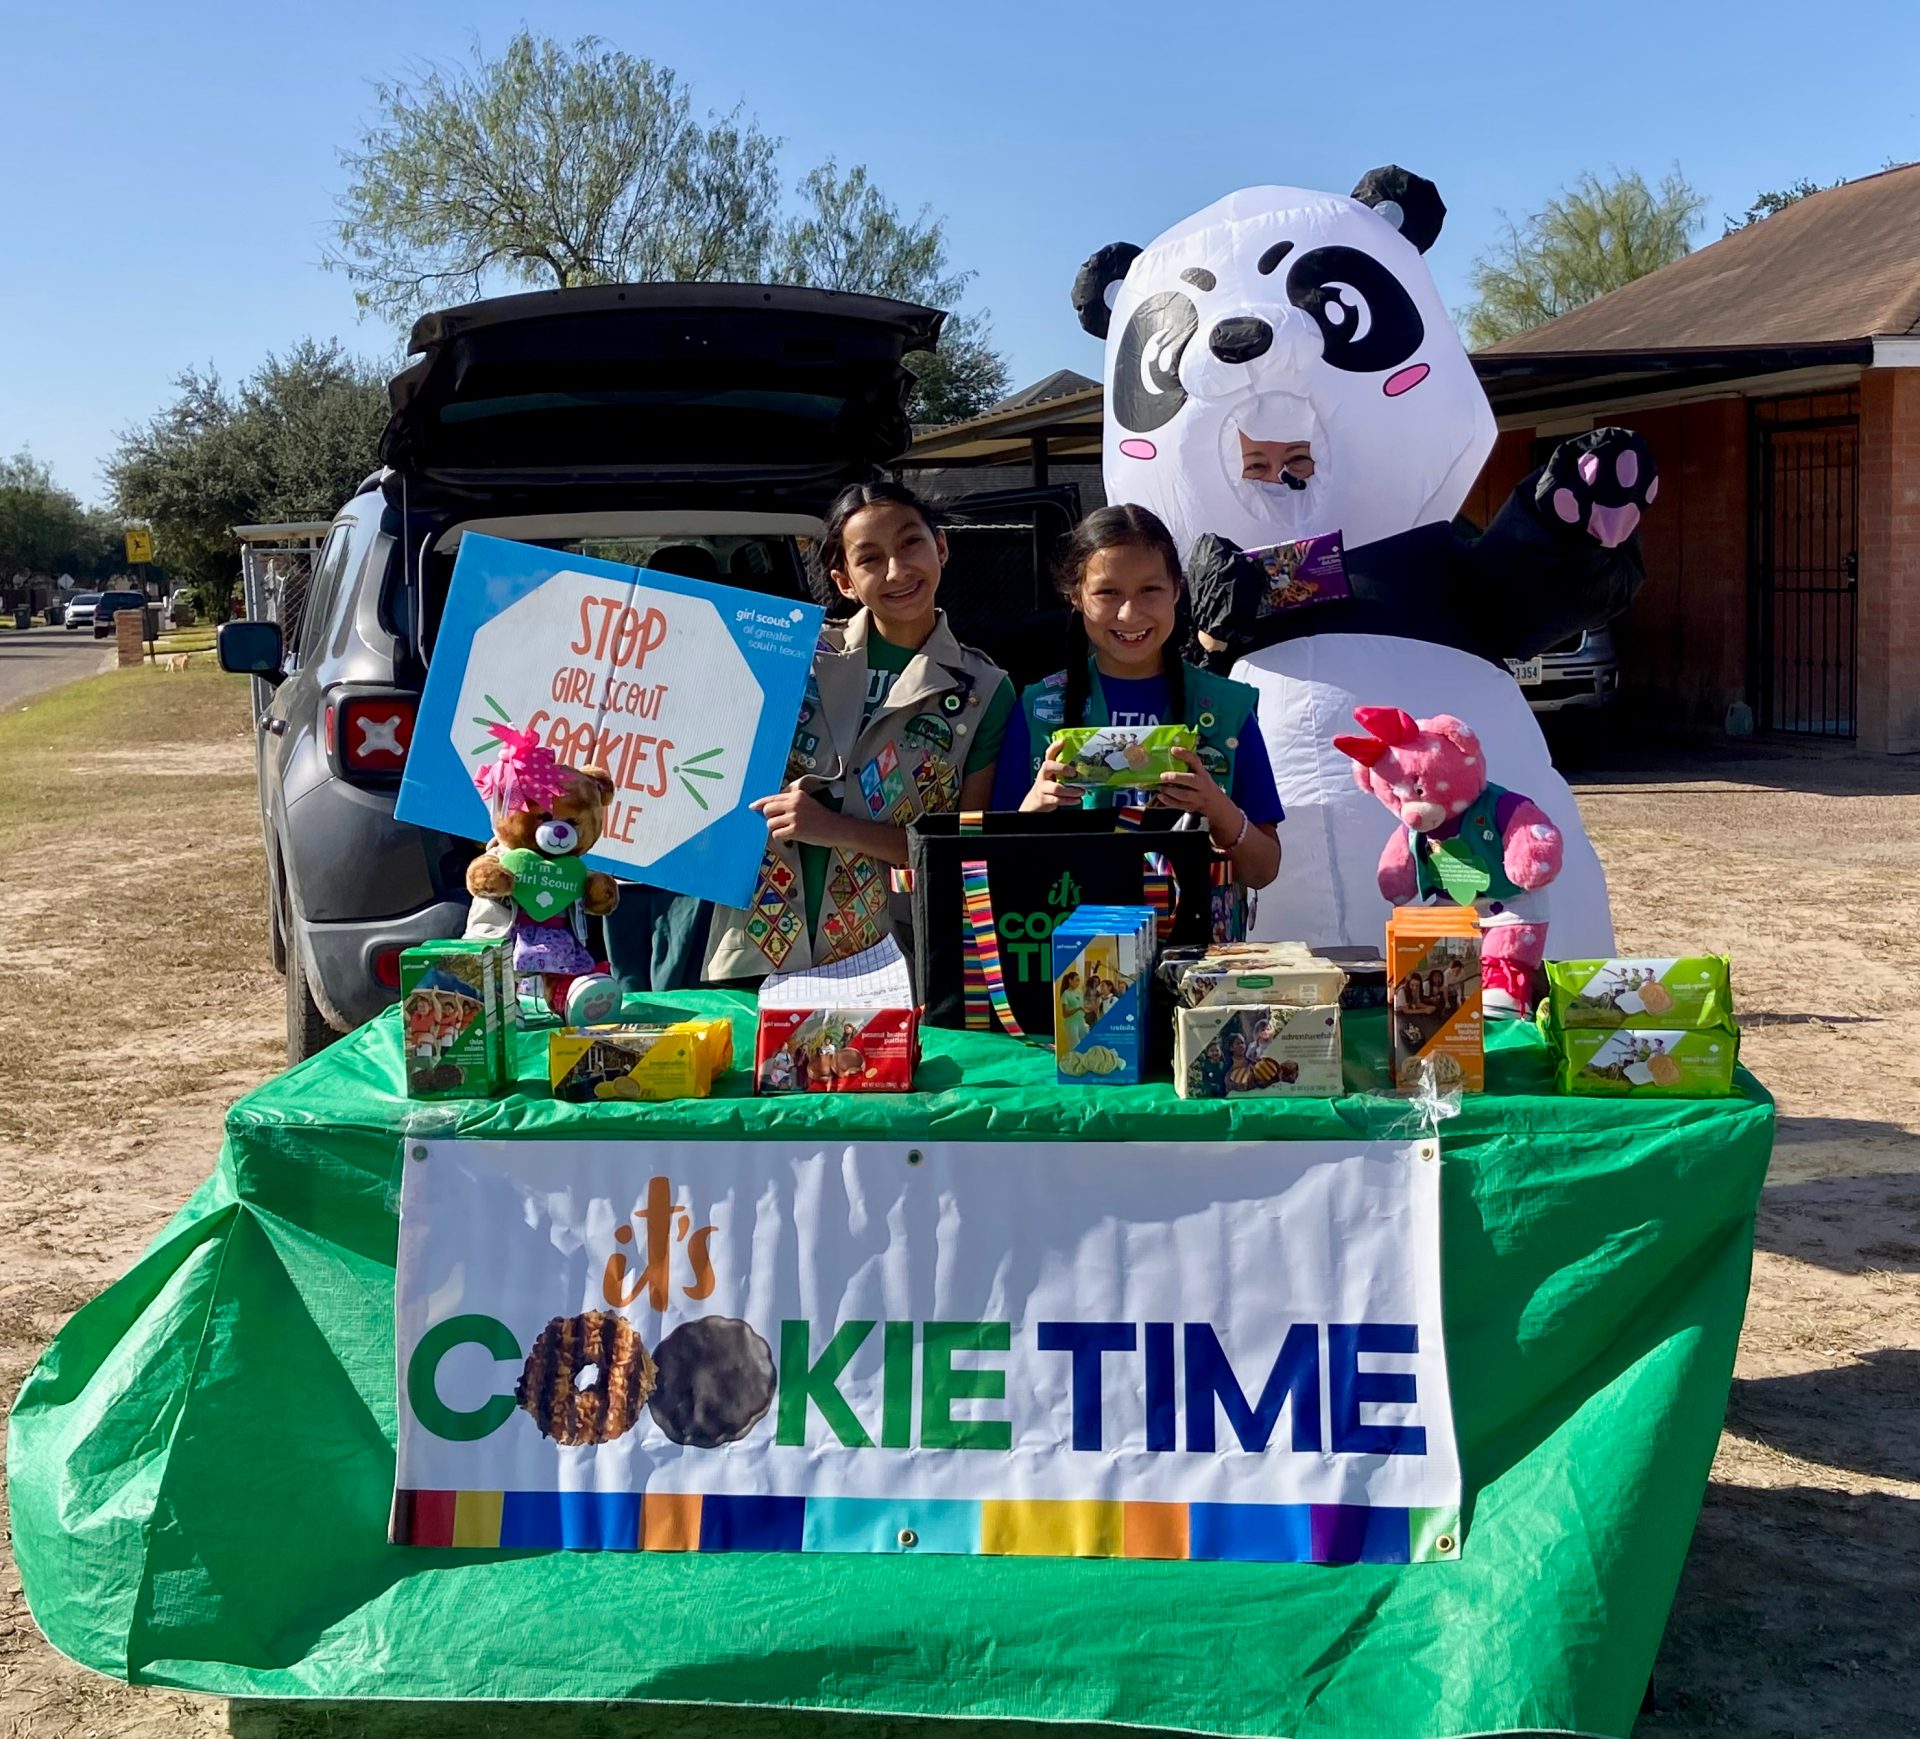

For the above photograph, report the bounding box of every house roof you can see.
[1480,163,1920,356]
[905,382,1104,467]
[989,368,1098,411]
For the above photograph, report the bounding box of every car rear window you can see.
[413,533,810,661]
[99,593,144,613]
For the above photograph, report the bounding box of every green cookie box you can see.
[1052,724,1199,790]
[1543,955,1735,1030]
[1552,1024,1740,1097]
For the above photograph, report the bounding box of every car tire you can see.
[285,931,338,1065]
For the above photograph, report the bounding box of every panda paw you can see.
[1187,532,1264,644]
[1538,427,1657,549]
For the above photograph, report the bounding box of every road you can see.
[0,622,116,709]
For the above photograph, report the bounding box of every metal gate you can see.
[1750,407,1859,737]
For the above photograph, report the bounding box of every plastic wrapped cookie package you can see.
[1051,724,1199,790]
[1543,956,1735,1031]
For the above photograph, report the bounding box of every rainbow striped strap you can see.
[890,867,915,894]
[960,858,1026,1039]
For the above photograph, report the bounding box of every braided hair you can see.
[1055,505,1189,728]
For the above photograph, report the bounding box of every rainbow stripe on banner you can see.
[395,1491,1462,1563]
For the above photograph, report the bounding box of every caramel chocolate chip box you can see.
[400,940,510,1099]
[1552,1026,1740,1098]
[1544,956,1735,1030]
[1175,1003,1344,1098]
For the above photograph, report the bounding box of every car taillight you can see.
[331,693,416,779]
[373,948,402,989]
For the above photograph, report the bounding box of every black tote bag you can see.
[908,811,1216,1038]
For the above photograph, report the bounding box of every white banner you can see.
[394,1136,1459,1562]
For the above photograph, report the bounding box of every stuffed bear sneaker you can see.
[563,975,623,1027]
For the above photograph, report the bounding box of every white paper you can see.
[759,935,914,1009]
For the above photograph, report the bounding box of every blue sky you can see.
[3,0,1917,503]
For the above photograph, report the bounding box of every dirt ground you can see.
[0,678,1915,1739]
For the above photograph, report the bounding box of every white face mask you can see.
[1089,181,1495,557]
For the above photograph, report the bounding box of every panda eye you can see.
[1109,291,1198,434]
[1285,245,1423,375]
[1319,282,1371,343]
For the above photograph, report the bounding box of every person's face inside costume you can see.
[1074,542,1178,682]
[831,503,947,645]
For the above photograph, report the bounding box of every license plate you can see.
[1506,658,1543,686]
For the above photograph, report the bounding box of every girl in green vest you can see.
[993,505,1283,891]
[704,481,1016,980]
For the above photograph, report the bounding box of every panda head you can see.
[1074,167,1496,557]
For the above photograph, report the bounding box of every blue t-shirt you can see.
[991,671,1285,823]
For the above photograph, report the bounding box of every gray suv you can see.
[220,283,941,1060]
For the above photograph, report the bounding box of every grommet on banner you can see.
[1436,1533,1456,1554]
[897,1527,918,1548]
[410,1145,427,1162]
[906,1149,924,1167]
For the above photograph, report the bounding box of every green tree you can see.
[1464,169,1709,348]
[329,31,1006,422]
[0,453,118,599]
[774,163,1009,422]
[106,340,389,603]
[1724,177,1830,234]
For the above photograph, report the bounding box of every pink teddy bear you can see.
[1333,706,1563,1015]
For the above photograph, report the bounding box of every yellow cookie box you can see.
[547,1018,733,1103]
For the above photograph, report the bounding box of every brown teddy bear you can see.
[465,725,623,1024]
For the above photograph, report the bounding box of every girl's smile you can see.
[1075,543,1178,680]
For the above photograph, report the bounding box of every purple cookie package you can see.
[1249,531,1350,616]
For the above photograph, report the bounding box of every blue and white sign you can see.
[398,534,823,909]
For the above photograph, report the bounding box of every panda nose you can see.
[1208,317,1273,365]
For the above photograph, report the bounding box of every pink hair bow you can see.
[473,723,570,814]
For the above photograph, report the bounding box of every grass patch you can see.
[0,664,282,1145]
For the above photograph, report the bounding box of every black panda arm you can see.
[1465,429,1655,658]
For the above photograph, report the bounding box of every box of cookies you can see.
[1543,956,1735,1030]
[1051,724,1199,791]
[400,940,509,1099]
[1157,942,1347,1010]
[1386,906,1484,1093]
[548,1023,718,1103]
[1052,904,1156,1084]
[1175,1003,1343,1098]
[1552,1026,1739,1097]
[754,1006,918,1093]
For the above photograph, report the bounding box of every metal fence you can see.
[236,523,330,718]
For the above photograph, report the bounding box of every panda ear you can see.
[1072,242,1143,339]
[1351,166,1446,253]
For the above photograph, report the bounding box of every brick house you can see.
[1474,164,1920,752]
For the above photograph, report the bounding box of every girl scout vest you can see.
[1409,783,1526,904]
[705,608,1006,980]
[1019,659,1259,807]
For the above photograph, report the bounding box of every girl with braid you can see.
[992,505,1283,892]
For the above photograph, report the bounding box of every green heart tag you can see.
[498,847,588,921]
[1428,835,1492,905]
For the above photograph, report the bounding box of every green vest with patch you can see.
[1409,783,1524,904]
[706,608,1004,980]
[1019,660,1258,808]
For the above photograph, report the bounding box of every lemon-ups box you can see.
[1386,906,1483,1093]
[1052,904,1155,1083]
[1544,956,1735,1030]
[1175,1003,1343,1098]
[400,940,509,1099]
[548,1018,732,1103]
[1550,1025,1740,1098]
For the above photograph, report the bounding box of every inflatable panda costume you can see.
[1074,168,1656,957]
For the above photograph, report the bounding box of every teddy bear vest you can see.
[704,608,1006,981]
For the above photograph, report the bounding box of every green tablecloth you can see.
[10,996,1773,1736]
